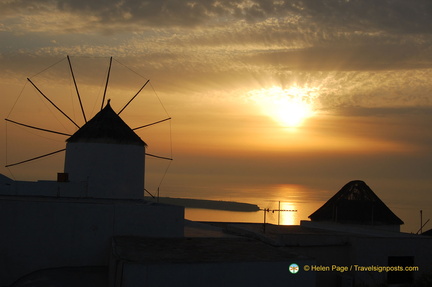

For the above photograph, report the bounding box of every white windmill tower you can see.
[64,99,146,199]
[5,56,172,199]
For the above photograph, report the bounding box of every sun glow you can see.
[248,86,318,128]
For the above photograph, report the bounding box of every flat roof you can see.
[112,236,303,263]
[0,194,181,209]
[204,222,423,239]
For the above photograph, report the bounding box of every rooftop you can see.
[201,221,421,244]
[112,236,301,263]
[67,100,145,146]
[309,180,404,226]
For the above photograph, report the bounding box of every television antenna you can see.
[262,201,297,233]
[416,210,430,234]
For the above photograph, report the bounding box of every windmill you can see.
[5,56,173,199]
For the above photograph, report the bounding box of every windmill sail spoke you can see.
[145,153,173,161]
[144,188,156,198]
[8,56,173,192]
[101,57,113,110]
[118,79,150,115]
[5,119,72,136]
[5,149,66,168]
[67,55,87,123]
[27,78,80,129]
[132,117,171,131]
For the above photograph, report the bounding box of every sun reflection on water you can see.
[278,202,299,226]
[181,184,328,226]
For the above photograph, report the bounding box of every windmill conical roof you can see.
[67,101,145,146]
[309,180,403,225]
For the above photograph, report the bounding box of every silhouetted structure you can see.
[0,100,183,286]
[309,180,403,229]
[65,100,146,199]
[421,228,432,236]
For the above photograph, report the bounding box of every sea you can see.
[159,183,431,234]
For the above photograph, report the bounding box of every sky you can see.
[1,0,432,231]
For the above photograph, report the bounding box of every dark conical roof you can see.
[309,180,404,226]
[67,101,145,146]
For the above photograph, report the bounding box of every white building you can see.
[0,102,184,285]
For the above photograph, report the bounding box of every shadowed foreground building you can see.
[0,102,315,286]
[0,103,184,286]
[294,181,430,286]
[109,237,314,287]
[197,181,431,287]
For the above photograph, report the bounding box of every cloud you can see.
[2,0,432,73]
[2,0,432,117]
[2,0,432,34]
[283,0,432,35]
[52,0,432,35]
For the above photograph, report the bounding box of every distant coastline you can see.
[147,197,260,212]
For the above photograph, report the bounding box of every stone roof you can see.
[309,180,404,226]
[67,100,145,146]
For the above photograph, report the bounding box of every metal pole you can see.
[101,57,112,110]
[420,210,423,234]
[278,201,281,225]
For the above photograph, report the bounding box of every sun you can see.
[247,86,317,128]
[272,95,312,127]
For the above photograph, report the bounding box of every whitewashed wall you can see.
[0,196,184,285]
[64,142,145,199]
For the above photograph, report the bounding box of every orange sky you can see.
[1,1,432,231]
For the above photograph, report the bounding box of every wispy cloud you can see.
[2,0,432,71]
[1,1,432,140]
[3,0,432,32]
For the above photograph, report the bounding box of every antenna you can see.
[416,210,430,234]
[101,57,113,110]
[262,201,297,233]
[421,210,422,234]
[416,219,430,235]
